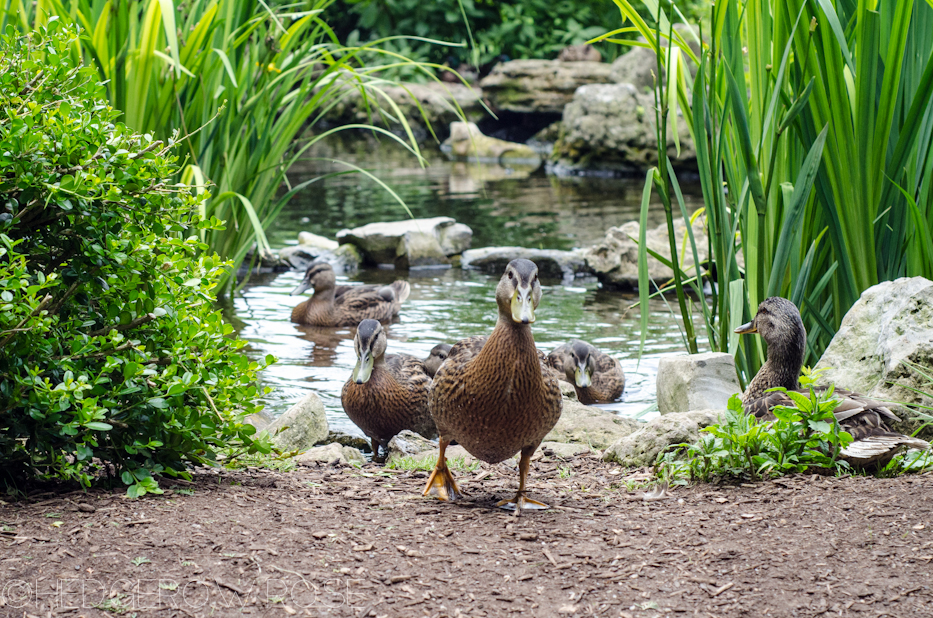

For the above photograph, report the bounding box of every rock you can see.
[337,217,473,265]
[602,410,724,467]
[544,399,642,450]
[460,246,590,284]
[608,46,660,91]
[387,430,438,463]
[411,444,477,466]
[298,231,339,251]
[814,277,933,438]
[559,45,602,63]
[552,82,696,173]
[656,353,742,414]
[278,245,324,270]
[442,122,541,165]
[330,244,362,274]
[583,218,708,290]
[395,230,450,270]
[535,442,593,459]
[319,431,371,452]
[294,443,364,465]
[479,59,613,114]
[437,223,473,256]
[558,380,577,400]
[244,412,270,432]
[264,393,329,453]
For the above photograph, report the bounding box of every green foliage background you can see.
[0,24,272,495]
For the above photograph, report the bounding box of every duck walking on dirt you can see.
[290,262,410,327]
[546,339,625,404]
[424,259,562,515]
[341,320,436,462]
[735,297,929,469]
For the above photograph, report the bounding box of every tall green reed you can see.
[2,0,462,290]
[598,0,933,385]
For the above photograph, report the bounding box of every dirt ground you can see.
[1,451,931,618]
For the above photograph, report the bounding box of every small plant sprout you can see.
[131,557,151,567]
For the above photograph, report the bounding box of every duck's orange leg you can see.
[422,438,464,501]
[497,446,548,516]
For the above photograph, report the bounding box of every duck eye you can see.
[507,271,513,280]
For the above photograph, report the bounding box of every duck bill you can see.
[291,280,311,296]
[734,321,757,334]
[352,351,374,384]
[574,365,592,388]
[510,288,535,324]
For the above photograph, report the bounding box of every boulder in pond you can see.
[657,353,742,415]
[298,231,340,252]
[337,217,473,266]
[441,122,541,165]
[319,430,371,453]
[814,277,933,438]
[544,399,642,450]
[583,218,708,290]
[438,223,473,257]
[265,393,329,453]
[602,409,724,467]
[559,45,602,63]
[460,246,590,284]
[551,82,696,173]
[479,59,612,114]
[294,443,364,466]
[395,230,450,270]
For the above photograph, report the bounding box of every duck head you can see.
[291,262,336,296]
[564,340,596,389]
[495,259,541,325]
[734,297,806,362]
[351,319,387,384]
[424,343,452,377]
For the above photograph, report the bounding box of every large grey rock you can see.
[657,353,742,414]
[815,277,933,437]
[602,410,724,467]
[298,231,339,251]
[442,121,541,165]
[544,399,642,450]
[609,46,660,91]
[583,218,708,290]
[552,82,696,173]
[294,443,364,465]
[437,223,473,256]
[395,230,450,270]
[265,393,329,453]
[386,430,437,463]
[479,59,613,114]
[461,246,590,284]
[337,217,472,265]
[278,245,324,270]
[319,431,371,452]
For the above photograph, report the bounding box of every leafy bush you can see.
[656,391,854,485]
[0,24,272,496]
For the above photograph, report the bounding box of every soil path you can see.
[1,452,931,617]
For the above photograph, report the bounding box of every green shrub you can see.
[0,24,272,496]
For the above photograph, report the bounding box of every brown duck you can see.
[424,259,562,514]
[422,343,452,378]
[290,263,410,327]
[736,297,929,469]
[546,340,625,404]
[341,319,436,461]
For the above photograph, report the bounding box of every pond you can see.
[232,140,705,436]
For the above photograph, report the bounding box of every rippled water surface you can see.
[233,142,704,435]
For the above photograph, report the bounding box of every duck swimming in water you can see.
[290,263,410,327]
[424,259,562,515]
[422,343,452,378]
[736,297,929,469]
[546,340,625,404]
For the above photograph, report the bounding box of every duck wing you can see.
[333,290,402,326]
[384,353,436,439]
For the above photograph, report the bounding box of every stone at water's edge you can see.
[657,353,742,415]
[442,122,541,164]
[264,393,329,453]
[460,246,590,284]
[544,399,642,450]
[602,410,724,468]
[337,217,472,266]
[298,231,340,252]
[583,218,709,290]
[395,231,450,270]
[479,59,613,114]
[319,431,371,453]
[294,443,364,465]
[387,430,438,464]
[279,243,361,274]
[815,277,933,438]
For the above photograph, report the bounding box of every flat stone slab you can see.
[337,217,472,266]
[461,246,590,284]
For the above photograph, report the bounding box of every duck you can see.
[290,262,410,327]
[546,339,625,404]
[422,343,452,378]
[424,259,562,515]
[735,296,929,469]
[341,319,436,461]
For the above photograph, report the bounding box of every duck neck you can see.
[313,285,336,304]
[746,333,805,400]
[480,313,539,368]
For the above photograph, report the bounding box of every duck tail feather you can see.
[392,281,411,304]
[841,435,930,459]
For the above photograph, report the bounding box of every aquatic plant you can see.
[604,0,933,382]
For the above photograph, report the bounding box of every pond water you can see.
[232,140,705,436]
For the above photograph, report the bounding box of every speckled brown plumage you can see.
[341,320,436,459]
[423,343,452,378]
[546,340,625,405]
[737,297,929,468]
[290,263,410,327]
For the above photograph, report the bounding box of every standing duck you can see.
[422,343,452,378]
[735,297,929,469]
[425,259,562,514]
[290,263,410,327]
[546,340,625,404]
[341,319,436,461]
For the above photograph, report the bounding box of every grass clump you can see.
[386,454,481,473]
